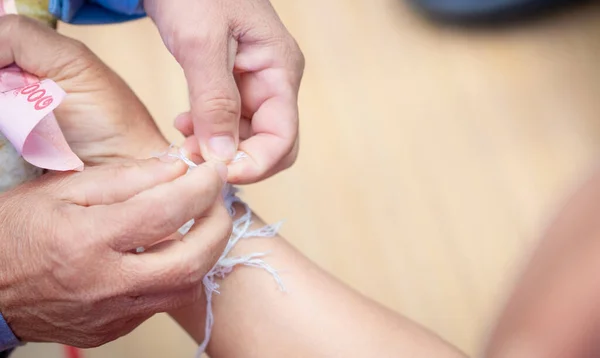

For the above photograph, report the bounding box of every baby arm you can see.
[170,207,466,358]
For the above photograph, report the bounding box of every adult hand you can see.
[145,0,304,184]
[0,15,168,165]
[0,157,231,348]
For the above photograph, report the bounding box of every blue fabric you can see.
[0,313,18,352]
[48,0,145,24]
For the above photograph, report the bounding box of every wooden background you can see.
[14,0,600,356]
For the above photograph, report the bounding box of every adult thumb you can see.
[181,31,240,163]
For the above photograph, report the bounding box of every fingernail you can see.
[208,161,228,182]
[208,135,236,162]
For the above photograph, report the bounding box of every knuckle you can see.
[145,203,179,232]
[112,214,150,249]
[291,39,305,73]
[115,204,179,248]
[288,137,300,161]
[198,91,241,124]
[0,14,23,32]
[180,216,231,287]
[113,160,144,174]
[111,160,146,182]
[103,212,143,251]
[184,259,205,287]
[66,38,92,57]
[119,258,148,291]
[2,15,38,34]
[195,166,223,193]
[271,34,304,80]
[0,16,37,47]
[60,38,105,77]
[110,223,138,250]
[184,172,221,211]
[282,133,298,156]
[169,27,213,61]
[282,147,299,171]
[171,255,203,289]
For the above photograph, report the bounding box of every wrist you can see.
[169,206,286,347]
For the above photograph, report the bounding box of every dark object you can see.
[409,0,580,23]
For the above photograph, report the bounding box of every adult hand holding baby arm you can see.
[0,158,231,348]
[0,16,232,349]
[144,0,304,183]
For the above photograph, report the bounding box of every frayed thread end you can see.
[151,146,285,357]
[196,195,285,357]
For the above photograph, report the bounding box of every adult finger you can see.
[228,37,303,183]
[61,158,189,206]
[176,112,252,142]
[120,203,232,296]
[174,112,194,137]
[171,14,241,163]
[181,135,204,164]
[228,95,298,183]
[127,286,204,316]
[90,161,228,251]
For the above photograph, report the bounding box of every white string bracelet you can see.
[153,146,286,356]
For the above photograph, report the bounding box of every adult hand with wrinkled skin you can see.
[0,15,233,349]
[0,158,231,348]
[145,0,304,184]
[0,15,168,165]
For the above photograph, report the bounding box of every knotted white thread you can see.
[155,146,286,357]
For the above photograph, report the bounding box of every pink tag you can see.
[0,66,83,171]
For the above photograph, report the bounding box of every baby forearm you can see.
[170,210,465,358]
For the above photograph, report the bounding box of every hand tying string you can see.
[155,145,286,356]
